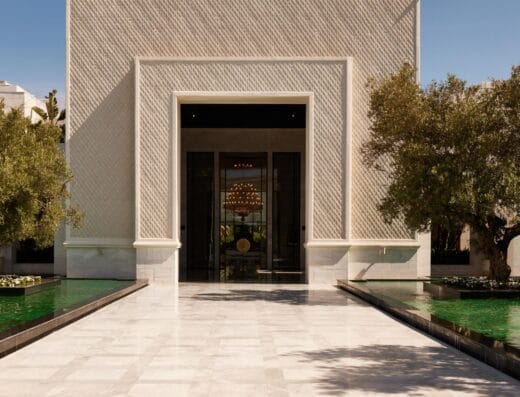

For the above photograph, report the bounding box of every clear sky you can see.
[421,0,519,85]
[0,0,518,105]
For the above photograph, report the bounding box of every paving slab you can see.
[0,283,519,396]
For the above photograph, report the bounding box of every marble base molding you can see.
[66,246,136,280]
[64,238,430,283]
[305,240,427,283]
[134,243,180,285]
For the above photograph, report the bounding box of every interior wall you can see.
[182,128,305,152]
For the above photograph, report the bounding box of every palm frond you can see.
[32,106,48,120]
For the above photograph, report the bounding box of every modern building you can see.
[65,0,430,284]
[0,81,44,123]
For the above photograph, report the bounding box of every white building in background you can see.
[0,81,45,123]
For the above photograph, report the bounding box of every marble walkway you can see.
[0,283,519,396]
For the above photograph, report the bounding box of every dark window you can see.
[431,224,470,265]
[16,240,54,264]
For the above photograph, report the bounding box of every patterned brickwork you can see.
[69,0,417,240]
[139,60,346,239]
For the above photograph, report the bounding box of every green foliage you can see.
[364,64,520,281]
[33,90,66,141]
[0,275,42,287]
[0,99,81,249]
[442,276,520,291]
[32,89,65,125]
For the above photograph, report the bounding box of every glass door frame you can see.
[181,150,305,282]
[219,152,268,282]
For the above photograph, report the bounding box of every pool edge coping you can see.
[0,279,148,358]
[337,279,520,381]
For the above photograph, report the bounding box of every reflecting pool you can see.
[0,279,133,335]
[356,281,520,349]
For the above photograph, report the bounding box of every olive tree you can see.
[0,99,81,249]
[363,64,519,281]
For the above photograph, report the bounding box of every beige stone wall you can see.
[68,0,418,243]
[138,59,347,240]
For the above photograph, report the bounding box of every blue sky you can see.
[421,0,519,85]
[0,1,518,105]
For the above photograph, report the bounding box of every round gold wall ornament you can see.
[236,238,251,253]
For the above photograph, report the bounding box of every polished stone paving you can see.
[0,283,519,396]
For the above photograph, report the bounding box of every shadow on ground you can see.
[287,344,519,396]
[192,288,355,306]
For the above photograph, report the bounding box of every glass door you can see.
[272,153,303,282]
[186,152,215,281]
[184,151,303,282]
[219,153,268,281]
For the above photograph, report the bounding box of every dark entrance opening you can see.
[181,104,306,128]
[181,104,305,283]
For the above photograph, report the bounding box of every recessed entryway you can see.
[180,104,306,283]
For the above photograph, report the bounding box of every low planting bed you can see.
[442,276,520,290]
[0,275,60,296]
[431,276,520,299]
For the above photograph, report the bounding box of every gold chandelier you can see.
[224,182,263,218]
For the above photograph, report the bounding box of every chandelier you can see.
[224,182,263,218]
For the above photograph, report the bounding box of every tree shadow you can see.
[286,344,520,396]
[192,288,356,306]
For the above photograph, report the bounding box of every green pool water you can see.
[0,279,133,335]
[358,281,520,349]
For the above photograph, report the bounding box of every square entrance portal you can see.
[180,104,306,282]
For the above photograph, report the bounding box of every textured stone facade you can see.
[67,0,427,282]
[138,59,347,240]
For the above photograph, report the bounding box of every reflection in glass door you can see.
[219,153,267,281]
[272,153,302,282]
[184,151,303,282]
[186,152,215,281]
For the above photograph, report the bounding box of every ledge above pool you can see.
[0,279,148,357]
[337,279,520,380]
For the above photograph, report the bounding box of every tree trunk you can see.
[475,225,511,282]
[488,250,511,282]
